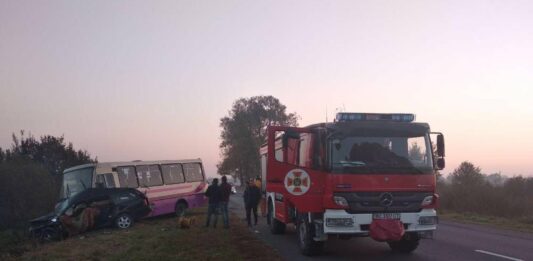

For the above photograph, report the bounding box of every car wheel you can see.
[115,213,134,229]
[388,232,420,253]
[41,227,59,242]
[35,226,61,243]
[175,202,187,217]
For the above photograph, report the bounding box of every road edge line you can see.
[474,250,523,261]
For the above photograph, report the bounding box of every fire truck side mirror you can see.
[436,134,445,157]
[436,158,445,170]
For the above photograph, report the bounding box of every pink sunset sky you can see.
[1,1,532,177]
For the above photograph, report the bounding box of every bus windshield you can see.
[61,167,94,198]
[329,134,433,174]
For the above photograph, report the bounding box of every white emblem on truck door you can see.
[284,169,310,196]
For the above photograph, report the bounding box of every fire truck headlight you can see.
[418,216,438,225]
[421,196,434,207]
[334,196,349,207]
[326,218,354,227]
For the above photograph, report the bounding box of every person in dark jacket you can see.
[205,178,221,228]
[219,176,232,229]
[243,179,261,227]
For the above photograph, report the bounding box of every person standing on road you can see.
[243,179,261,227]
[255,176,266,217]
[219,175,232,229]
[205,178,221,228]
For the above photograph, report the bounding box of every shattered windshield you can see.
[54,198,70,215]
[329,134,433,174]
[61,167,94,198]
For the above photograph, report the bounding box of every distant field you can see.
[4,208,282,261]
[439,211,533,234]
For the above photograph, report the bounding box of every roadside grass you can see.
[5,208,282,261]
[0,229,29,258]
[439,210,533,234]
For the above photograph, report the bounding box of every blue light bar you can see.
[335,113,415,122]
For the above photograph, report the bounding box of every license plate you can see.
[372,213,401,220]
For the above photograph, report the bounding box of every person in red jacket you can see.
[219,176,232,229]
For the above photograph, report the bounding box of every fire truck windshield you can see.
[329,133,434,174]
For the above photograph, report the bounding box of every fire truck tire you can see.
[387,232,420,253]
[297,217,324,256]
[268,203,286,234]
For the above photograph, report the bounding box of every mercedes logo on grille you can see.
[379,193,394,207]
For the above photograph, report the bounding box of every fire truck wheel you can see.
[268,203,286,234]
[297,217,324,256]
[387,232,420,253]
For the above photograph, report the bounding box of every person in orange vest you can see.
[255,177,267,217]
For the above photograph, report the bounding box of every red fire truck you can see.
[260,112,444,255]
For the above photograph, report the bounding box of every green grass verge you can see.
[3,208,282,261]
[439,210,533,234]
[0,229,28,258]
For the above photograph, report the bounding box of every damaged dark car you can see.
[29,188,151,242]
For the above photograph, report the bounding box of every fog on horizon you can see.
[1,0,533,177]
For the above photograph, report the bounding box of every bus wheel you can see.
[297,216,324,256]
[268,202,285,234]
[115,213,134,229]
[175,202,187,217]
[388,232,420,253]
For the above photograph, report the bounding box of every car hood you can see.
[29,212,56,224]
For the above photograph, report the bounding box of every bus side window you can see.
[183,163,203,182]
[148,165,163,186]
[136,165,163,187]
[97,173,116,188]
[136,165,149,187]
[96,175,106,188]
[104,173,116,188]
[117,166,139,188]
[161,164,185,184]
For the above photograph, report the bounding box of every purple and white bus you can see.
[61,159,207,217]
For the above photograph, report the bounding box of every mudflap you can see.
[369,219,405,242]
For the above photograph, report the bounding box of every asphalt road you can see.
[229,193,532,261]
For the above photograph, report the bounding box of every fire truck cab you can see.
[260,112,445,256]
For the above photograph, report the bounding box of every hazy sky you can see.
[1,0,533,177]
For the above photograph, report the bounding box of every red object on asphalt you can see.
[369,219,405,242]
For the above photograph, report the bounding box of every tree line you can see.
[0,131,96,230]
[438,161,533,221]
